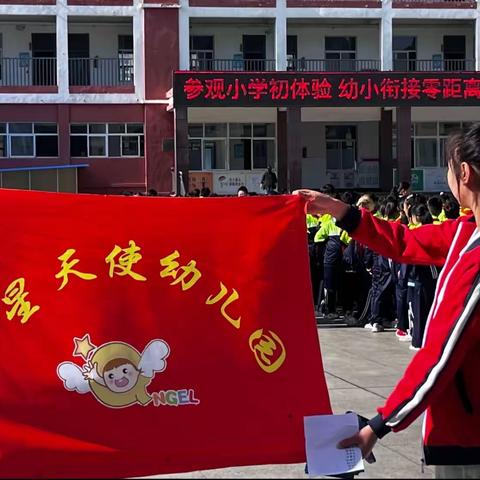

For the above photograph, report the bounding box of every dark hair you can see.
[444,197,460,219]
[412,204,433,225]
[384,199,399,221]
[399,181,410,191]
[427,196,443,217]
[446,126,480,189]
[148,188,158,196]
[237,186,249,194]
[200,187,211,197]
[341,191,354,205]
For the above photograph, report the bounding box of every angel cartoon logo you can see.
[57,334,170,408]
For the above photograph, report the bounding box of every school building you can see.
[1,0,480,195]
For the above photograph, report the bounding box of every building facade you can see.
[2,0,480,195]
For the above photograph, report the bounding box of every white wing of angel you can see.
[57,362,91,394]
[138,340,170,378]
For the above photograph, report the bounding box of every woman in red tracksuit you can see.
[295,126,480,479]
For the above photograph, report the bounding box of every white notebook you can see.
[304,413,364,477]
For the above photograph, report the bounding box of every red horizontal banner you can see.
[0,190,330,478]
[174,71,480,107]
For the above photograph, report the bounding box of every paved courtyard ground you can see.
[147,326,434,479]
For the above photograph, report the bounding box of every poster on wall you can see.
[213,172,247,195]
[245,172,264,194]
[356,160,379,189]
[189,172,213,193]
[423,167,448,192]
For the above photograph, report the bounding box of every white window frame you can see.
[7,122,58,158]
[70,123,144,158]
[325,125,357,171]
[188,122,277,172]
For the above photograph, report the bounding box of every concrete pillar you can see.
[275,0,287,71]
[179,0,190,71]
[277,108,288,192]
[174,106,189,195]
[397,106,412,184]
[380,10,393,71]
[56,0,69,97]
[379,108,393,191]
[133,0,145,101]
[476,16,480,71]
[287,107,302,192]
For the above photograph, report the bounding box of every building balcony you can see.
[68,57,134,93]
[393,58,475,71]
[287,58,380,72]
[0,57,57,92]
[189,58,276,71]
[392,0,476,8]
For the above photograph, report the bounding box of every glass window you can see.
[89,137,106,156]
[140,136,144,156]
[326,141,342,170]
[9,123,32,134]
[325,37,356,51]
[89,124,106,134]
[415,139,437,167]
[188,139,202,171]
[71,124,87,134]
[205,124,227,137]
[203,140,226,170]
[190,36,214,51]
[0,123,6,134]
[36,136,58,157]
[439,122,461,136]
[108,124,125,134]
[253,123,275,137]
[126,124,143,134]
[415,123,437,136]
[71,136,87,157]
[229,123,251,137]
[253,139,275,170]
[11,136,33,156]
[188,124,203,137]
[34,123,57,134]
[393,36,416,51]
[108,136,121,156]
[0,135,6,157]
[122,136,139,156]
[229,139,251,170]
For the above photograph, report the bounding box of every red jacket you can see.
[337,207,480,466]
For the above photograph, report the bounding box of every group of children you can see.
[307,183,464,351]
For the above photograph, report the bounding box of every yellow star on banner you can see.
[73,334,96,361]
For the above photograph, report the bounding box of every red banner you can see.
[0,190,330,478]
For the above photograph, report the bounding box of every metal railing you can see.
[0,57,56,86]
[393,58,475,71]
[189,58,276,71]
[69,57,134,86]
[288,58,381,72]
[393,0,476,6]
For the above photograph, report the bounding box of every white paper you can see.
[304,413,364,477]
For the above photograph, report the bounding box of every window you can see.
[0,123,58,158]
[325,37,356,72]
[187,122,276,171]
[403,121,466,167]
[70,123,144,157]
[118,35,133,83]
[393,36,417,72]
[287,35,298,71]
[190,36,214,71]
[325,125,356,170]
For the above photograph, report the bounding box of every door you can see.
[443,36,466,71]
[31,33,56,86]
[242,35,266,71]
[68,34,90,85]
